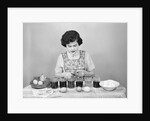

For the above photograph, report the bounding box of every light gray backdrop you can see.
[23,22,127,90]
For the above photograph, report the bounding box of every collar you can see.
[67,50,80,58]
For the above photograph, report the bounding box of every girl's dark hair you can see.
[61,30,83,47]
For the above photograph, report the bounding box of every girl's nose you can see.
[71,47,75,50]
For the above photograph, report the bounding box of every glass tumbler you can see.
[67,76,75,88]
[51,77,59,89]
[93,76,101,88]
[76,76,83,87]
[59,77,67,88]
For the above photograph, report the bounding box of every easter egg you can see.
[76,87,82,92]
[82,86,91,92]
[38,81,43,85]
[60,87,67,93]
[33,79,38,85]
[40,74,46,81]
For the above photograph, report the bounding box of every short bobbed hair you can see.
[61,30,83,47]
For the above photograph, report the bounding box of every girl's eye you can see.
[67,44,77,48]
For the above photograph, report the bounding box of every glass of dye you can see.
[76,76,84,87]
[51,77,59,89]
[59,77,67,88]
[67,76,76,88]
[84,76,93,87]
[93,76,101,88]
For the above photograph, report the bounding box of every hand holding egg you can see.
[75,70,85,77]
[63,72,72,79]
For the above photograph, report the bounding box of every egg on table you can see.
[33,79,38,85]
[82,86,91,92]
[38,81,43,85]
[76,87,82,92]
[60,87,67,93]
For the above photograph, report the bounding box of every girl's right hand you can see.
[63,72,72,79]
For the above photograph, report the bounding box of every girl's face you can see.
[66,40,79,54]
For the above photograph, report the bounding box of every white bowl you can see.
[100,80,120,91]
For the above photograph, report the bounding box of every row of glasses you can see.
[50,76,101,89]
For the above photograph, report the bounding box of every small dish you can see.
[32,88,53,97]
[100,80,120,91]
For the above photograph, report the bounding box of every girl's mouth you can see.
[71,51,76,53]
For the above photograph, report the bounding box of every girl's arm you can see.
[76,69,95,77]
[55,71,72,79]
[55,54,64,77]
[55,54,72,79]
[55,72,64,78]
[83,52,96,77]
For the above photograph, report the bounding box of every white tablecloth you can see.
[23,85,126,98]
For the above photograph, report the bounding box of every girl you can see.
[55,30,95,79]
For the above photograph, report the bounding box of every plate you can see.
[32,88,53,97]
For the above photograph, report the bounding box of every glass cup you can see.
[92,76,101,88]
[51,77,59,89]
[59,77,67,88]
[67,76,75,88]
[84,76,93,87]
[45,77,52,88]
[76,76,83,87]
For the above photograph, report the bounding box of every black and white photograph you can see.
[23,22,127,98]
[8,8,142,113]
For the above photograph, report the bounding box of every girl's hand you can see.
[63,72,72,79]
[75,70,86,77]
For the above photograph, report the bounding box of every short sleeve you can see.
[55,54,64,74]
[85,52,95,71]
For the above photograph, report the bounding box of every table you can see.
[23,85,126,98]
